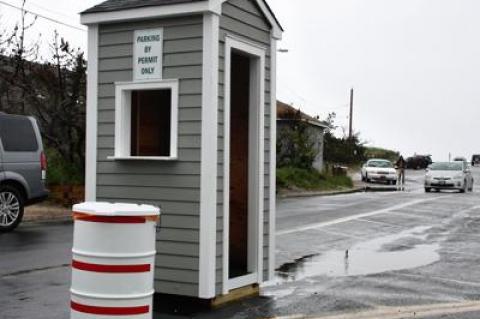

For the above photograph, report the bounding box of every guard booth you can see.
[80,0,282,304]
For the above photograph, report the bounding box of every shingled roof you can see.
[82,0,204,14]
[81,0,283,31]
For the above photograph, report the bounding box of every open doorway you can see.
[229,52,251,279]
[223,38,266,293]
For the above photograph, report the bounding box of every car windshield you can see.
[368,160,393,168]
[430,162,463,171]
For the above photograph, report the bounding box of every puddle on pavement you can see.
[276,226,440,283]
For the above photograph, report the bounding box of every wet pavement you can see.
[2,169,480,318]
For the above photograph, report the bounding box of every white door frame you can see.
[222,36,265,294]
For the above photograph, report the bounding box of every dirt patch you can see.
[24,203,71,223]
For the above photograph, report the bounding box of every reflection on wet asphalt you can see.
[276,226,440,281]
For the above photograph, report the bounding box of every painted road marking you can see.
[272,300,480,319]
[277,196,450,236]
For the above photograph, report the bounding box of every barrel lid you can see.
[73,202,160,217]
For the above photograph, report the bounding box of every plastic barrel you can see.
[70,202,160,319]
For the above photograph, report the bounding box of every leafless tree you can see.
[0,2,86,179]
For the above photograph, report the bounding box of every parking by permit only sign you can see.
[133,28,163,81]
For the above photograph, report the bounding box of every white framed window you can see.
[110,80,178,161]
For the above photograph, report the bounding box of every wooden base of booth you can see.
[212,284,260,308]
[153,284,260,314]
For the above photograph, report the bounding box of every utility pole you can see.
[348,88,354,139]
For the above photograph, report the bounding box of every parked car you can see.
[472,155,480,167]
[406,155,432,170]
[453,156,468,163]
[0,113,48,232]
[361,159,397,185]
[425,161,474,193]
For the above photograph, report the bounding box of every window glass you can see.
[0,116,38,152]
[130,89,171,157]
[368,160,393,168]
[430,162,463,171]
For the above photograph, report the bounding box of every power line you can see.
[27,0,78,21]
[0,0,86,32]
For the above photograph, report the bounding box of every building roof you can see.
[82,0,204,14]
[81,0,283,31]
[277,101,329,129]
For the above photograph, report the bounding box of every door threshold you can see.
[228,273,258,291]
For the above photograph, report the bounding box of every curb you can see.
[277,187,365,199]
[365,186,399,192]
[277,185,402,199]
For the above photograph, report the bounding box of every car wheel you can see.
[0,185,25,232]
[425,188,431,193]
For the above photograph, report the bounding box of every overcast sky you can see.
[1,0,479,161]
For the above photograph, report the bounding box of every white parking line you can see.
[272,300,480,319]
[277,196,449,236]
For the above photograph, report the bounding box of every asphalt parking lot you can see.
[2,169,480,318]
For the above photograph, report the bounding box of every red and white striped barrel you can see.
[71,202,160,319]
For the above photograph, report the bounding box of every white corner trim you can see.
[222,35,266,295]
[268,38,277,281]
[81,1,221,25]
[221,38,232,296]
[85,25,99,202]
[199,12,219,299]
[113,80,179,159]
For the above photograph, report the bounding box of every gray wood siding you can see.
[217,0,273,294]
[96,16,203,297]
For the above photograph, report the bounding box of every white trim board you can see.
[268,37,277,282]
[222,35,266,295]
[198,12,220,299]
[81,1,222,25]
[85,25,99,202]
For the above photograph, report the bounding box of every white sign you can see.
[133,28,163,81]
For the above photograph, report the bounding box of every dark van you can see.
[472,155,480,167]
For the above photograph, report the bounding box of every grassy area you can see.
[277,167,353,192]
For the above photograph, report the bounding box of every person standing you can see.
[396,155,407,190]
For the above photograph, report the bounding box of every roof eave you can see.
[80,1,221,25]
[254,0,282,39]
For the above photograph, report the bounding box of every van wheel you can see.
[0,185,25,232]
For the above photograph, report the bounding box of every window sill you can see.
[107,156,178,161]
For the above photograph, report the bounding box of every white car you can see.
[425,161,474,193]
[361,159,397,185]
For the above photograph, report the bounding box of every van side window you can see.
[0,116,38,152]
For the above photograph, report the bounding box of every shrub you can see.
[365,146,400,162]
[45,148,84,185]
[277,167,353,191]
[277,110,317,169]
